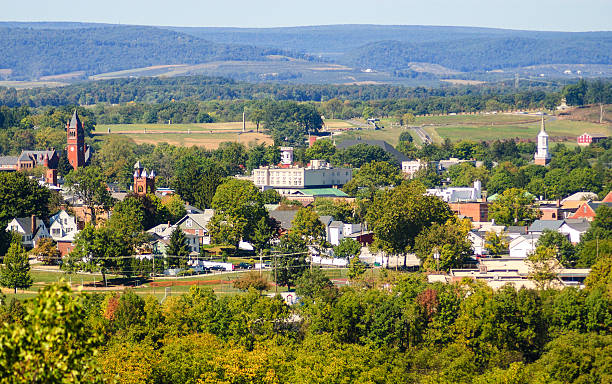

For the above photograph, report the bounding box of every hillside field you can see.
[337,113,611,145]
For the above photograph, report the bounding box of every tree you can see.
[322,98,343,120]
[484,230,509,257]
[209,179,268,246]
[263,101,323,146]
[343,161,403,197]
[305,139,336,162]
[295,267,335,300]
[0,235,33,294]
[414,219,473,271]
[167,227,190,269]
[537,229,576,267]
[334,238,361,259]
[527,245,561,289]
[31,237,61,265]
[163,194,187,223]
[290,207,326,249]
[347,256,366,280]
[249,108,265,133]
[172,155,226,210]
[261,189,281,204]
[64,167,114,226]
[489,188,538,226]
[274,232,307,291]
[584,255,612,291]
[366,181,452,264]
[233,272,271,292]
[0,284,104,383]
[314,198,356,223]
[0,172,51,254]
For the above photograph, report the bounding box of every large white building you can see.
[253,160,352,194]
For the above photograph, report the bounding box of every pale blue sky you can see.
[3,0,611,31]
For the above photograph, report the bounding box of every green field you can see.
[337,114,611,145]
[2,268,351,300]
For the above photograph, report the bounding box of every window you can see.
[186,219,193,227]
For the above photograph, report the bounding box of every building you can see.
[569,201,612,221]
[280,147,294,165]
[509,234,541,258]
[173,211,215,253]
[577,133,608,146]
[133,161,156,195]
[66,110,90,170]
[427,180,482,203]
[48,210,79,241]
[253,160,352,195]
[437,158,477,172]
[401,159,428,178]
[5,215,50,249]
[449,201,489,222]
[435,257,590,290]
[559,219,590,244]
[534,115,551,166]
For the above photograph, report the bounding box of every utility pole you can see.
[242,110,246,133]
[274,253,278,293]
[515,73,519,89]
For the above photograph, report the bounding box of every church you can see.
[0,109,90,184]
[534,114,551,166]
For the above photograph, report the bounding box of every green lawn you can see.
[94,121,257,134]
[336,114,611,146]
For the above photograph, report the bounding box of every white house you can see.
[559,219,590,244]
[5,215,50,248]
[469,231,487,256]
[48,210,78,241]
[509,234,541,258]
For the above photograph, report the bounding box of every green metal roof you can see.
[297,188,349,197]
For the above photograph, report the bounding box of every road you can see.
[410,126,432,144]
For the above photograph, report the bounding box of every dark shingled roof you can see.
[336,139,408,163]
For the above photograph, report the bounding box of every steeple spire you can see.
[540,113,546,132]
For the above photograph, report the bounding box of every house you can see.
[5,215,50,249]
[56,232,77,257]
[174,210,215,253]
[509,234,541,258]
[569,201,612,221]
[269,209,300,233]
[528,220,565,235]
[469,230,488,256]
[48,210,79,241]
[427,180,482,203]
[147,222,176,239]
[401,159,428,178]
[437,158,476,172]
[559,219,591,244]
[577,133,607,146]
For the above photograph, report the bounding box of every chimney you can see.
[31,214,36,235]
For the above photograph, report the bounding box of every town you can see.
[0,6,611,383]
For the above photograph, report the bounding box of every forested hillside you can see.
[1,23,611,82]
[342,37,612,72]
[0,26,298,80]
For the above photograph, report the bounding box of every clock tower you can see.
[66,109,86,170]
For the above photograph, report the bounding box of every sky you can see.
[3,0,612,31]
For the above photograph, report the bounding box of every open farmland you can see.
[94,121,273,149]
[336,113,611,145]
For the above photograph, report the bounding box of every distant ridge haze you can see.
[0,22,611,82]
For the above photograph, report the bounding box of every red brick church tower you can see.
[133,161,156,195]
[66,110,88,170]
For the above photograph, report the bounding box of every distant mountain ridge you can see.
[0,24,305,80]
[0,22,611,82]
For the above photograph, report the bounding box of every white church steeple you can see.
[534,113,550,165]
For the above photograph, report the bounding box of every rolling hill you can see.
[0,23,611,83]
[0,25,305,80]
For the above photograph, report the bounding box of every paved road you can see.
[410,126,432,144]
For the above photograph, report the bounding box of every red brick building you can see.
[66,110,90,170]
[449,202,489,222]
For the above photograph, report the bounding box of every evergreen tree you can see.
[167,228,190,269]
[1,236,33,294]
